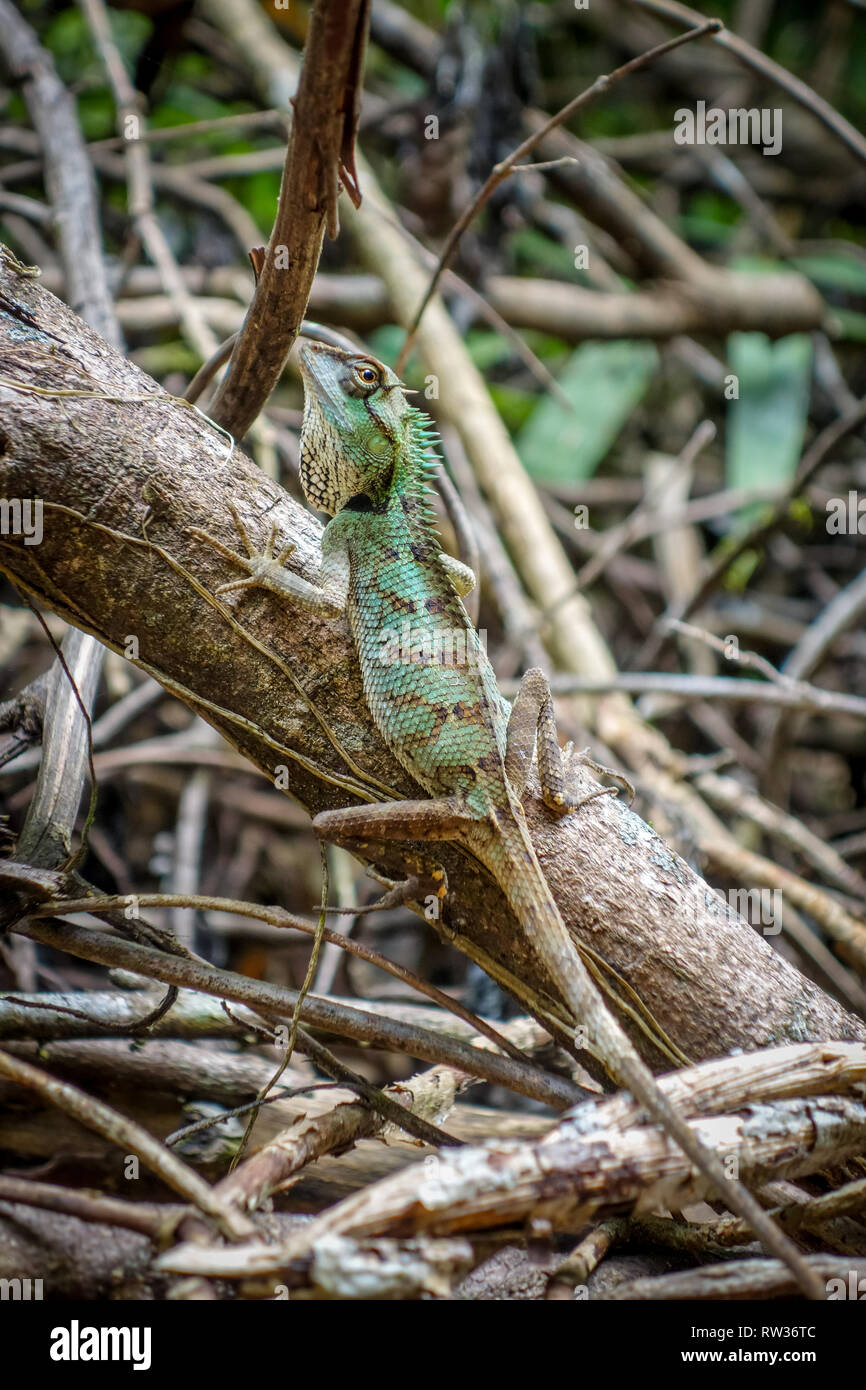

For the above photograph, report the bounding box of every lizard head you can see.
[298,343,412,515]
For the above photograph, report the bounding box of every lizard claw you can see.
[191,504,296,598]
[214,551,296,597]
[566,746,635,807]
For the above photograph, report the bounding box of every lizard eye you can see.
[355,363,380,388]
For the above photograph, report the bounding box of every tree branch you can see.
[208,0,371,437]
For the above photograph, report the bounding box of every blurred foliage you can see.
[725,333,813,504]
[517,341,659,483]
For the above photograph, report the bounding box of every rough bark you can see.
[158,1094,866,1272]
[0,1204,163,1299]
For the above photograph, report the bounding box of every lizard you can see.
[198,339,822,1298]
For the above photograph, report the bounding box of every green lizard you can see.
[201,340,820,1297]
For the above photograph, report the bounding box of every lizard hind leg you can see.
[319,871,448,918]
[504,667,624,815]
[312,797,468,920]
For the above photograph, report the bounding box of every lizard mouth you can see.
[298,344,350,428]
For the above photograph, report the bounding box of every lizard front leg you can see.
[438,553,476,598]
[190,503,348,618]
[504,667,631,812]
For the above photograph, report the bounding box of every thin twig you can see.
[646,394,866,661]
[513,672,866,720]
[0,1175,182,1238]
[30,891,542,1069]
[630,0,866,166]
[80,0,218,363]
[208,0,372,436]
[395,18,722,373]
[0,1047,255,1240]
[12,916,580,1107]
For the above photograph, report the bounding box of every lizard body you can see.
[202,341,820,1297]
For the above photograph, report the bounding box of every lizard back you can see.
[324,489,510,813]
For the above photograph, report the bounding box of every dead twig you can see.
[395,18,723,374]
[12,916,580,1106]
[157,1093,866,1276]
[0,1047,255,1240]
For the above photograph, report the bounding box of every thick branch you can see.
[485,272,824,342]
[159,1093,866,1272]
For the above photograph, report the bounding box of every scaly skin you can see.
[201,341,821,1298]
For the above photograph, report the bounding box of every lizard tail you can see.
[478,807,616,1047]
[474,807,826,1298]
[481,804,678,1092]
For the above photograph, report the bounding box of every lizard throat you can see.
[343,493,388,514]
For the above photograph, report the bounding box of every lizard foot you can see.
[318,868,449,921]
[190,502,296,597]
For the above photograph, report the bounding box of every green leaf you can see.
[515,340,659,483]
[508,227,581,280]
[76,89,117,142]
[226,170,281,235]
[133,343,198,377]
[678,190,741,248]
[463,331,513,372]
[725,333,812,505]
[830,307,866,341]
[365,325,405,368]
[789,252,866,296]
[488,384,536,433]
[723,548,761,592]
